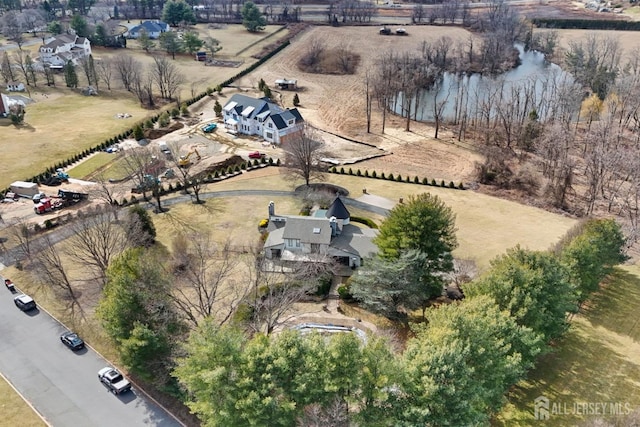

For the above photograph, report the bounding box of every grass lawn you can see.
[208,169,578,269]
[496,263,640,426]
[66,152,128,180]
[0,375,45,427]
[0,89,149,191]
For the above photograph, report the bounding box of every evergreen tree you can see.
[182,31,204,54]
[293,93,300,106]
[159,31,183,60]
[214,100,222,117]
[241,1,267,32]
[137,28,155,52]
[47,20,63,35]
[162,0,196,26]
[70,15,89,38]
[63,61,78,88]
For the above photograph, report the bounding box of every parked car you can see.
[248,151,265,159]
[98,367,132,395]
[14,294,36,311]
[202,123,217,133]
[60,331,85,351]
[105,144,120,153]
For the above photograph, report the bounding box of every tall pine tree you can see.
[64,61,78,88]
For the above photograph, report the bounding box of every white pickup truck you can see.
[98,367,132,395]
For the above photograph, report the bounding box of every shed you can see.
[275,78,297,90]
[10,181,39,198]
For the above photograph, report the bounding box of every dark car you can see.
[14,294,36,311]
[60,331,85,351]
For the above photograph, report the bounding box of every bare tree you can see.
[412,4,425,23]
[33,234,84,317]
[299,37,324,72]
[248,254,338,335]
[65,210,130,288]
[283,124,327,186]
[12,49,29,88]
[41,64,55,86]
[8,219,35,262]
[163,142,204,204]
[364,68,373,133]
[1,51,16,83]
[21,9,46,40]
[168,234,249,327]
[151,55,184,101]
[95,57,114,90]
[113,54,141,92]
[121,146,165,212]
[1,11,25,50]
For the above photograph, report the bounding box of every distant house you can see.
[38,34,91,68]
[263,198,379,272]
[127,21,169,39]
[6,82,25,92]
[222,94,304,145]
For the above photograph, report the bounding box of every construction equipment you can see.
[178,149,201,168]
[131,174,160,194]
[56,168,70,181]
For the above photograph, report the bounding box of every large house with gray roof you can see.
[127,20,169,39]
[222,94,304,145]
[39,34,91,68]
[263,198,378,273]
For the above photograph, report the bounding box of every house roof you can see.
[269,108,304,130]
[282,217,332,244]
[224,94,285,122]
[130,20,169,34]
[328,225,379,258]
[325,197,350,220]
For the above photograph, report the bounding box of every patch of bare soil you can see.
[145,122,185,140]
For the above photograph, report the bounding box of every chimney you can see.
[330,216,337,236]
[268,201,275,217]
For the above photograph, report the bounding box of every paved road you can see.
[0,284,182,427]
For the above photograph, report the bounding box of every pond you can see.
[394,45,576,123]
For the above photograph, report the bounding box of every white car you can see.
[98,367,132,395]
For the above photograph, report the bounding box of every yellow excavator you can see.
[178,148,201,168]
